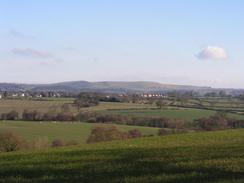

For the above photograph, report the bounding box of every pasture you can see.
[99,107,244,122]
[0,121,160,143]
[0,99,73,114]
[1,99,244,123]
[0,129,243,182]
[0,99,154,114]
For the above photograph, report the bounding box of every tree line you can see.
[1,109,244,131]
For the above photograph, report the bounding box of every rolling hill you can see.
[0,129,243,182]
[0,81,212,93]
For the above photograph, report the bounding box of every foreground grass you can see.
[0,129,243,183]
[0,121,160,143]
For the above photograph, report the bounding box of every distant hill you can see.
[0,80,214,93]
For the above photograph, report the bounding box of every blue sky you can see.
[0,0,244,88]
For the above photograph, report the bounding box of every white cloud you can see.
[197,46,227,60]
[12,48,52,58]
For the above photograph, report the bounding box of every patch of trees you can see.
[0,131,79,153]
[76,113,187,129]
[156,99,167,109]
[1,110,19,120]
[0,131,25,152]
[1,109,244,131]
[86,126,143,143]
[73,93,100,111]
[193,112,244,131]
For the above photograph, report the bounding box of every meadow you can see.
[0,99,73,114]
[0,121,160,143]
[101,108,244,121]
[1,99,244,123]
[0,129,243,182]
[0,99,154,114]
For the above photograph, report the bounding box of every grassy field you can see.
[80,101,155,111]
[0,129,243,182]
[0,99,154,114]
[1,99,244,123]
[100,107,244,121]
[0,121,160,143]
[0,99,73,114]
[102,108,216,121]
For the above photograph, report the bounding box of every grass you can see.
[0,99,73,114]
[0,121,160,143]
[0,129,243,182]
[102,107,215,120]
[0,99,154,114]
[1,99,244,124]
[100,107,244,122]
[80,102,155,111]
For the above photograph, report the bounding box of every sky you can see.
[0,0,244,88]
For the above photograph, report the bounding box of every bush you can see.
[56,112,74,121]
[22,110,43,121]
[0,131,25,152]
[42,112,56,121]
[87,126,128,144]
[52,139,65,147]
[1,111,19,120]
[128,129,142,138]
[193,115,228,131]
[158,129,170,136]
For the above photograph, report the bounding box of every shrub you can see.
[7,110,19,120]
[42,112,56,121]
[1,111,19,120]
[52,139,65,147]
[22,110,43,121]
[193,115,228,131]
[158,129,170,136]
[0,131,25,152]
[128,129,142,138]
[56,112,74,121]
[87,126,128,144]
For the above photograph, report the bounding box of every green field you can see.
[0,99,73,114]
[0,100,154,114]
[0,129,243,182]
[101,108,244,121]
[102,108,216,121]
[1,99,244,123]
[0,121,160,143]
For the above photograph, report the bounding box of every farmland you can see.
[0,98,244,182]
[0,99,73,114]
[0,121,160,143]
[0,99,154,114]
[0,129,243,182]
[1,99,244,123]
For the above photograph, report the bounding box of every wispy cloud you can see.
[12,48,52,58]
[8,29,34,39]
[197,46,227,60]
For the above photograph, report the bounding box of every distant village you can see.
[0,91,63,99]
[0,91,168,100]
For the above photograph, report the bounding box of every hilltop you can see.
[0,81,212,93]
